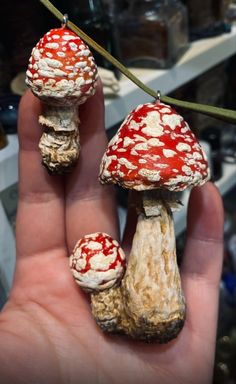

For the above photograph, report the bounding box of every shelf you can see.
[105,25,236,129]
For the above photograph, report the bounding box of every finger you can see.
[181,182,224,340]
[16,91,66,258]
[122,191,139,255]
[65,81,119,252]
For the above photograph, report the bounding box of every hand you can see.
[0,83,224,384]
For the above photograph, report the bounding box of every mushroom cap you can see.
[100,102,210,192]
[70,232,126,292]
[26,27,98,106]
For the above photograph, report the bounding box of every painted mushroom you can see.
[90,102,210,343]
[26,26,98,173]
[70,232,126,308]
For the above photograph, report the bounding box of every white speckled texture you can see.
[100,102,210,191]
[70,232,126,292]
[26,27,98,106]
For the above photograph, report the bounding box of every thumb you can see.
[181,182,224,339]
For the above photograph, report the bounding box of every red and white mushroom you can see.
[26,26,98,173]
[100,102,209,191]
[70,232,126,292]
[91,102,210,343]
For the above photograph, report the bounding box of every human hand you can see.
[0,83,224,384]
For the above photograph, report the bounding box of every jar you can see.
[116,0,189,69]
[183,0,231,40]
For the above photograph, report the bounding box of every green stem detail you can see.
[39,0,236,124]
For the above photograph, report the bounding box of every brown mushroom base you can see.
[91,203,186,343]
[39,130,80,174]
[38,104,80,174]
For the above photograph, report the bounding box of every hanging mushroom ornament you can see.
[26,17,98,173]
[85,101,210,343]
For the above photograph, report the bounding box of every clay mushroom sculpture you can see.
[90,101,210,343]
[70,232,126,292]
[26,25,98,173]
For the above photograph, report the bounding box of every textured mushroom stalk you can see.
[91,197,185,343]
[26,27,98,174]
[38,104,80,173]
[39,129,80,174]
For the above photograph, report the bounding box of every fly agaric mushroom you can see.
[26,26,98,173]
[90,102,210,343]
[70,232,126,292]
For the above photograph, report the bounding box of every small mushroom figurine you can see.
[70,232,126,291]
[70,102,210,343]
[26,25,98,173]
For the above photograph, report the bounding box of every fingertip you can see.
[18,90,42,149]
[187,182,224,241]
[78,77,105,138]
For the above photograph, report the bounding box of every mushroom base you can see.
[91,203,186,343]
[38,104,80,174]
[39,130,80,174]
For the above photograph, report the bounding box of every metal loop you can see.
[156,90,161,103]
[62,14,68,28]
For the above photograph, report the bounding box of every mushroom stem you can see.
[91,193,186,342]
[122,198,186,342]
[38,104,80,173]
[39,104,79,132]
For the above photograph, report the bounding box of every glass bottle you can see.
[117,0,189,69]
[66,0,118,73]
[183,0,231,40]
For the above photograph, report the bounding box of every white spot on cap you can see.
[62,35,78,41]
[139,159,147,164]
[45,42,59,49]
[44,58,63,69]
[75,61,87,68]
[147,138,164,147]
[119,158,137,170]
[69,42,78,51]
[129,120,140,130]
[33,48,41,61]
[133,142,149,151]
[163,149,177,158]
[193,151,203,160]
[162,113,182,129]
[57,51,66,58]
[26,70,33,78]
[123,137,133,147]
[182,165,193,175]
[86,241,102,251]
[138,168,161,181]
[176,142,192,152]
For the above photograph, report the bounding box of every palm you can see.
[0,87,223,384]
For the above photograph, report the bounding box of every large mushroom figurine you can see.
[90,101,210,343]
[26,26,98,173]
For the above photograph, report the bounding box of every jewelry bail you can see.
[62,14,68,28]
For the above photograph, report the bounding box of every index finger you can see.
[65,81,119,252]
[16,91,66,258]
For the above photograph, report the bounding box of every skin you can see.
[0,82,224,384]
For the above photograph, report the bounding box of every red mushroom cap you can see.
[100,102,210,192]
[70,232,126,292]
[26,27,98,106]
